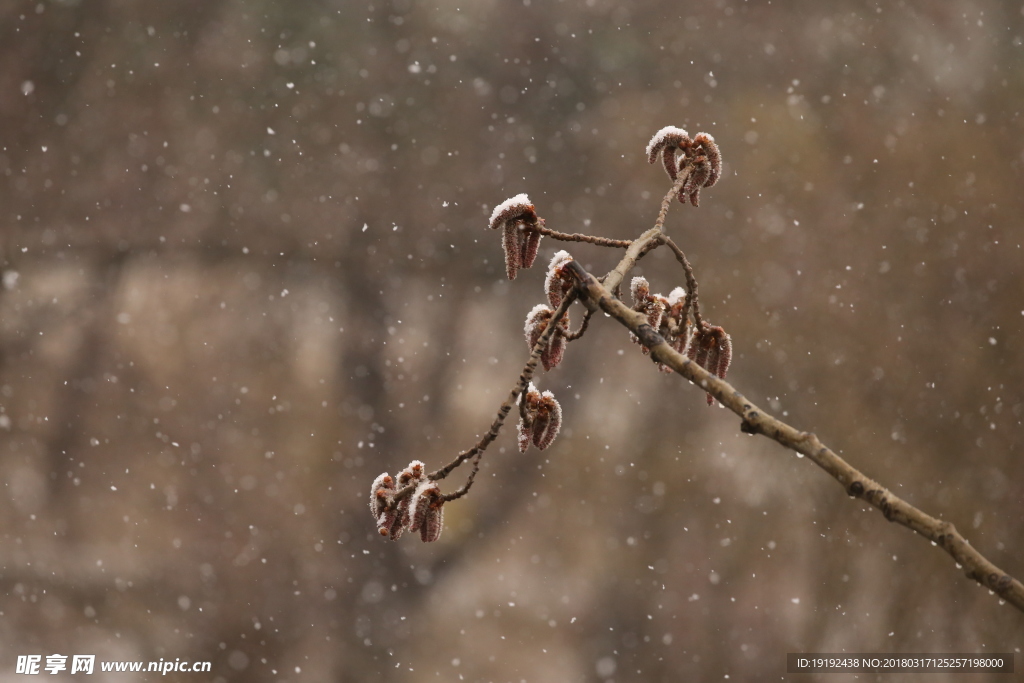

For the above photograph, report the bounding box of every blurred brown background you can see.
[1,0,1022,680]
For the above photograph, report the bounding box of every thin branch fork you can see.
[414,291,577,504]
[661,235,703,329]
[564,257,1024,614]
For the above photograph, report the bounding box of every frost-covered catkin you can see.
[714,333,732,381]
[370,473,397,537]
[545,250,575,308]
[517,417,533,453]
[542,320,568,370]
[532,391,562,450]
[368,459,450,542]
[629,277,664,355]
[523,304,568,371]
[646,126,691,181]
[525,304,553,352]
[520,228,541,270]
[686,324,732,405]
[489,194,544,280]
[518,384,563,452]
[667,286,687,317]
[630,276,650,304]
[692,133,722,187]
[370,473,393,518]
[409,481,444,543]
[647,126,721,206]
[384,460,425,540]
[501,223,522,280]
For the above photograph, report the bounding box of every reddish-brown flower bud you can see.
[397,460,426,488]
[629,277,665,355]
[520,223,542,270]
[542,328,567,370]
[686,323,733,405]
[667,286,688,320]
[680,159,712,207]
[525,304,552,350]
[489,194,544,280]
[409,481,445,543]
[370,473,396,537]
[370,473,393,517]
[648,127,722,207]
[646,126,692,181]
[545,250,575,308]
[517,416,533,453]
[532,391,562,450]
[518,384,563,452]
[630,276,651,305]
[375,460,426,540]
[524,304,569,371]
[692,133,722,187]
[501,223,521,280]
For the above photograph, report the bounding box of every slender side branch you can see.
[565,308,593,341]
[426,292,578,489]
[533,223,632,248]
[565,258,1024,613]
[602,171,691,297]
[654,168,692,232]
[596,227,666,299]
[661,235,703,329]
[440,452,484,503]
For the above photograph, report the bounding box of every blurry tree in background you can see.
[1,0,1022,680]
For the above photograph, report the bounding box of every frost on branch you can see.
[686,323,733,405]
[488,193,544,280]
[647,126,722,207]
[517,383,563,452]
[524,303,568,371]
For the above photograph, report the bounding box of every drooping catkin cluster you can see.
[517,383,563,452]
[646,126,721,206]
[545,250,575,308]
[524,304,568,371]
[629,276,666,355]
[522,250,579,371]
[516,252,573,450]
[369,460,445,543]
[626,273,732,400]
[663,286,692,360]
[687,323,732,405]
[489,194,544,280]
[371,125,732,543]
[629,278,695,367]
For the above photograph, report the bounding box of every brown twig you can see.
[533,223,632,248]
[564,256,1024,614]
[440,452,483,503]
[654,167,691,232]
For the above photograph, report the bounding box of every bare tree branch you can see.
[564,256,1024,614]
[373,126,1023,618]
[533,223,632,248]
